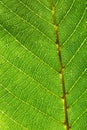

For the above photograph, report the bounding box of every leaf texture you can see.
[0,0,87,130]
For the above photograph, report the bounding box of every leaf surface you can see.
[0,0,87,130]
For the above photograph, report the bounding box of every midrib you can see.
[50,1,70,130]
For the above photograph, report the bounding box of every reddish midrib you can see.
[51,1,70,130]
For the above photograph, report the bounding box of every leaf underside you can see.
[0,0,87,130]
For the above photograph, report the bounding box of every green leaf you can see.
[0,0,87,130]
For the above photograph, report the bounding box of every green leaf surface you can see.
[0,0,87,130]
